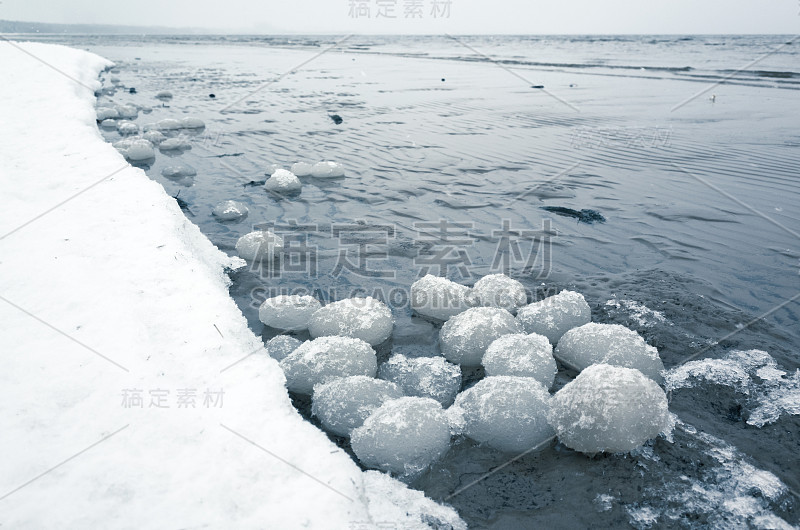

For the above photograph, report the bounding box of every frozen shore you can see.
[0,41,463,529]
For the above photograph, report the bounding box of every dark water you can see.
[22,33,800,527]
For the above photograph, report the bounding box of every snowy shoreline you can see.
[0,41,463,528]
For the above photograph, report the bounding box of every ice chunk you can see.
[159,136,192,151]
[312,376,403,437]
[264,169,302,193]
[452,376,554,453]
[555,323,664,381]
[264,163,281,176]
[517,290,592,344]
[279,336,377,394]
[351,397,451,476]
[143,130,167,145]
[96,106,119,121]
[308,297,393,346]
[116,120,139,135]
[378,354,462,406]
[235,230,284,261]
[154,118,182,131]
[410,274,473,321]
[548,364,671,454]
[161,165,197,179]
[180,117,205,129]
[259,295,322,331]
[100,118,117,129]
[124,139,155,161]
[482,333,557,387]
[310,161,345,178]
[472,274,527,314]
[211,200,248,221]
[264,335,302,361]
[439,307,522,366]
[115,104,138,119]
[155,90,173,100]
[290,161,313,177]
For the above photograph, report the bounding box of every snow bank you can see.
[0,41,463,529]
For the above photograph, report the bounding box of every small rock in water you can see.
[482,333,557,387]
[279,336,377,394]
[548,364,671,454]
[116,120,139,135]
[264,335,302,361]
[351,397,452,476]
[312,376,403,437]
[143,130,167,145]
[180,117,205,129]
[129,87,137,94]
[378,354,462,406]
[310,161,345,178]
[259,295,322,331]
[439,307,522,366]
[329,114,343,124]
[308,297,393,346]
[123,139,155,161]
[264,169,302,194]
[452,376,554,453]
[410,274,474,321]
[209,93,216,98]
[235,230,284,261]
[290,161,314,177]
[156,90,173,100]
[211,200,248,221]
[554,323,664,381]
[161,165,197,179]
[96,107,119,121]
[516,290,591,344]
[471,274,527,314]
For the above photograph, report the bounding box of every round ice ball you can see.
[310,161,345,178]
[264,335,302,361]
[259,295,322,331]
[180,117,205,129]
[308,297,393,346]
[159,137,191,151]
[453,376,554,453]
[124,139,155,161]
[472,274,527,314]
[279,336,377,394]
[410,274,473,321]
[548,364,671,454]
[211,200,248,221]
[116,120,139,135]
[378,354,462,406]
[439,307,522,366]
[554,323,664,381]
[100,119,117,129]
[235,230,284,261]
[312,376,403,437]
[264,169,302,193]
[96,106,119,121]
[516,290,591,344]
[290,162,313,177]
[143,130,167,145]
[162,165,197,179]
[155,118,182,131]
[351,397,452,476]
[116,104,138,119]
[482,333,557,387]
[155,90,173,100]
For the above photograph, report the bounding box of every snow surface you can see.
[0,40,463,529]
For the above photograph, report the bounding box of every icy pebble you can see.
[410,275,473,321]
[180,117,205,129]
[279,336,377,394]
[472,274,527,314]
[124,139,155,161]
[308,297,393,346]
[290,162,314,177]
[264,169,302,193]
[453,376,554,453]
[310,161,345,178]
[211,200,248,221]
[259,295,322,331]
[482,333,557,388]
[439,307,522,366]
[161,165,197,179]
[312,376,403,437]
[143,130,167,145]
[96,106,119,121]
[554,323,664,381]
[235,230,284,261]
[516,290,592,344]
[378,354,462,406]
[548,364,671,454]
[264,335,302,361]
[351,397,451,476]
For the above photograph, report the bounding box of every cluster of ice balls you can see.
[252,273,672,479]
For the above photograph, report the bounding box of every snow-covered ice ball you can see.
[264,335,302,361]
[96,106,119,121]
[378,354,462,406]
[143,130,167,145]
[155,90,173,100]
[259,295,322,331]
[159,137,192,151]
[124,139,156,161]
[310,161,345,178]
[548,364,671,454]
[264,169,302,193]
[116,104,138,119]
[439,307,522,366]
[116,120,139,135]
[472,274,527,314]
[482,333,557,387]
[211,200,248,221]
[290,161,313,177]
[351,397,452,476]
[279,336,377,394]
[554,323,664,381]
[100,119,117,129]
[410,274,473,321]
[312,376,403,437]
[180,117,205,129]
[308,297,393,346]
[453,376,554,453]
[235,230,284,261]
[516,290,591,344]
[155,118,182,131]
[161,165,197,179]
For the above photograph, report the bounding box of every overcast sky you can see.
[2,0,798,34]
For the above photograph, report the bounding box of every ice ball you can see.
[548,364,671,454]
[310,161,345,178]
[516,290,591,344]
[312,376,403,437]
[264,169,302,193]
[100,119,117,129]
[155,118,182,131]
[180,117,205,129]
[264,335,302,361]
[308,297,393,346]
[482,333,557,388]
[235,230,284,261]
[410,275,473,321]
[116,120,139,135]
[162,165,197,179]
[259,295,322,331]
[439,307,522,366]
[279,336,377,394]
[472,274,527,314]
[378,354,462,406]
[211,200,248,221]
[159,136,192,151]
[96,107,119,121]
[116,104,138,119]
[143,130,167,145]
[124,139,155,161]
[155,90,173,100]
[290,162,313,176]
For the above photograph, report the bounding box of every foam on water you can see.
[482,333,557,387]
[410,274,474,321]
[311,375,404,437]
[279,336,378,394]
[471,274,527,314]
[378,354,462,406]
[516,290,592,344]
[439,307,523,366]
[258,295,322,331]
[308,297,393,346]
